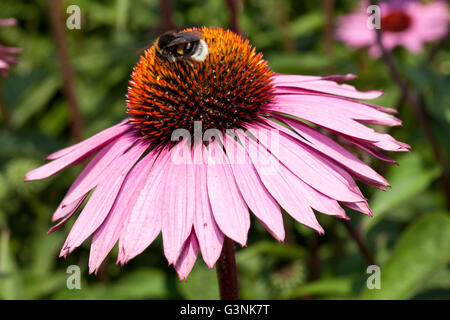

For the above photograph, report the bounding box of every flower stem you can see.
[159,0,175,30]
[48,0,84,141]
[225,0,241,35]
[0,86,11,130]
[342,220,376,266]
[310,233,321,280]
[216,237,239,300]
[322,0,335,62]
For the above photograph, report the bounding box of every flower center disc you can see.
[381,11,412,32]
[127,27,274,147]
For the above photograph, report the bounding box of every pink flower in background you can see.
[336,0,449,56]
[0,18,21,77]
[25,28,409,280]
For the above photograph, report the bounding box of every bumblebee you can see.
[154,30,209,64]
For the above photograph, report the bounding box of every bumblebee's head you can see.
[127,27,274,148]
[154,30,208,63]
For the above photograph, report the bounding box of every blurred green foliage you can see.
[0,0,449,300]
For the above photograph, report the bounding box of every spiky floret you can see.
[127,27,274,148]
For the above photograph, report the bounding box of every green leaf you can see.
[177,264,219,300]
[53,268,169,299]
[29,225,64,278]
[364,153,441,232]
[286,275,357,299]
[24,273,67,299]
[237,241,308,262]
[0,129,60,159]
[290,12,324,37]
[361,212,450,299]
[0,230,22,299]
[11,74,61,128]
[268,53,331,74]
[106,268,169,299]
[4,158,47,197]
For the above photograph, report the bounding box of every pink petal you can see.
[270,118,390,188]
[274,93,401,127]
[52,193,87,222]
[343,201,373,216]
[247,126,364,202]
[321,74,357,82]
[50,138,128,222]
[47,195,87,234]
[364,103,398,115]
[88,150,158,274]
[175,231,199,281]
[242,127,346,218]
[162,141,196,265]
[317,150,369,199]
[270,96,406,152]
[237,131,324,233]
[59,142,148,257]
[117,149,170,264]
[345,136,398,164]
[223,135,285,241]
[192,143,224,268]
[45,120,130,160]
[206,138,250,246]
[294,179,348,219]
[25,126,133,182]
[61,132,137,206]
[273,74,383,100]
[0,18,17,26]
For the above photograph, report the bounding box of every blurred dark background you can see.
[0,0,449,299]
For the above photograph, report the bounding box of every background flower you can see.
[0,18,21,77]
[336,0,449,56]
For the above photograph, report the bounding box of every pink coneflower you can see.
[0,18,21,77]
[336,0,449,56]
[25,27,408,280]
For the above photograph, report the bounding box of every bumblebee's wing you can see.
[134,44,152,55]
[164,31,203,48]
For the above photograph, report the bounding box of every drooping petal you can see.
[273,74,383,100]
[162,141,196,265]
[47,195,87,234]
[223,135,285,241]
[243,126,345,218]
[45,120,130,160]
[269,95,407,152]
[50,136,130,221]
[344,136,398,164]
[206,138,250,246]
[237,131,324,233]
[61,132,137,206]
[52,193,87,222]
[294,179,347,219]
[59,142,148,257]
[117,149,170,264]
[88,150,158,274]
[273,92,401,127]
[343,201,373,216]
[192,143,224,269]
[25,126,135,182]
[247,126,364,202]
[270,118,390,188]
[175,231,199,281]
